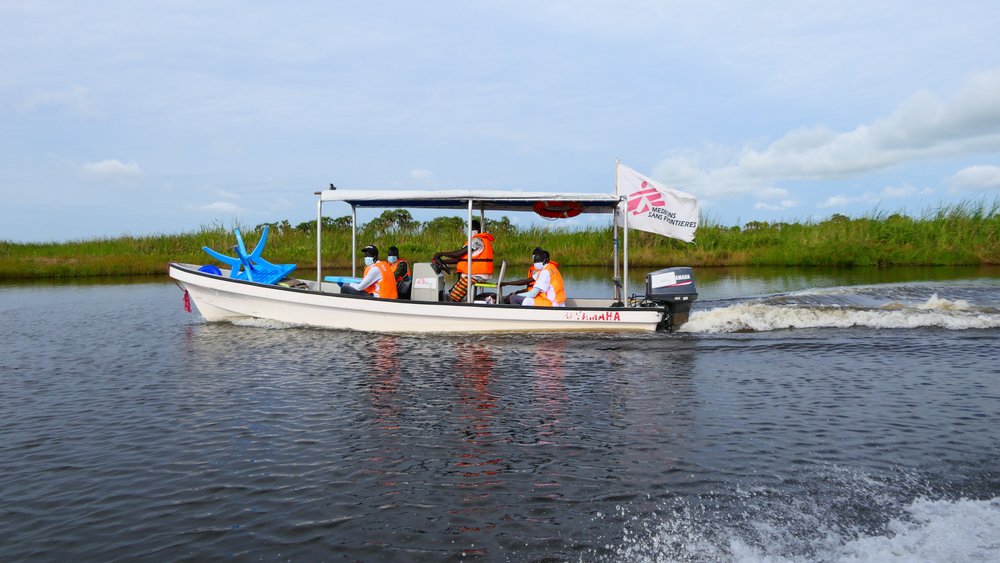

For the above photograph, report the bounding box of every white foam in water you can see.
[614,497,1000,562]
[679,293,1000,333]
[831,497,1000,562]
[917,294,972,311]
[229,317,300,330]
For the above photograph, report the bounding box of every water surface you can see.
[1,267,998,561]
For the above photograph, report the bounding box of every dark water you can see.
[2,268,999,561]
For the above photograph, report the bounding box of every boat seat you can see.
[471,260,507,304]
[202,226,297,285]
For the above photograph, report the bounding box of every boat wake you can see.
[604,461,1000,562]
[610,495,1000,562]
[679,283,1000,333]
[229,317,302,330]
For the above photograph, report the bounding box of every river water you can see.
[2,266,999,561]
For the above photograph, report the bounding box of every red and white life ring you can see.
[533,201,583,219]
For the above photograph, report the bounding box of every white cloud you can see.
[655,69,1000,202]
[818,193,880,209]
[881,183,934,199]
[817,184,934,210]
[217,190,240,200]
[754,200,799,211]
[197,201,244,214]
[80,159,142,179]
[948,165,1000,192]
[410,169,434,181]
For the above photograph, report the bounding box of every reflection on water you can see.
[365,335,404,513]
[1,274,999,561]
[451,344,500,548]
[533,340,567,448]
[369,335,402,429]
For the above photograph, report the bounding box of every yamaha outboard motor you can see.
[644,267,698,331]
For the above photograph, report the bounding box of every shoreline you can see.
[3,203,998,280]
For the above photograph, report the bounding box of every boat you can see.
[169,176,699,333]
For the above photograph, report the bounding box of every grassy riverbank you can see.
[2,200,998,280]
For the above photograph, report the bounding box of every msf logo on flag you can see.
[617,164,699,243]
[626,181,665,215]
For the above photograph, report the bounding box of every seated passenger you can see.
[508,249,565,307]
[500,246,559,304]
[387,246,411,299]
[341,244,398,299]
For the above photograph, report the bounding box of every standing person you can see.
[387,246,411,299]
[509,249,565,307]
[433,219,495,302]
[341,245,398,299]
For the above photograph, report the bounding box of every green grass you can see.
[2,200,998,280]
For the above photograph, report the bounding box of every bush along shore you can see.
[2,200,999,280]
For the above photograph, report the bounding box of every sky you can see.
[3,1,1000,242]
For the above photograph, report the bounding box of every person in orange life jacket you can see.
[507,249,565,307]
[387,246,411,299]
[500,246,561,304]
[341,245,398,299]
[432,219,495,302]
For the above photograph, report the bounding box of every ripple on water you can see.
[1,281,998,560]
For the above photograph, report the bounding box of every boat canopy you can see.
[318,189,621,213]
[316,187,631,300]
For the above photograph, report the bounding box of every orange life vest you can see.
[527,259,558,289]
[455,233,495,276]
[393,258,410,283]
[363,261,398,299]
[533,262,565,307]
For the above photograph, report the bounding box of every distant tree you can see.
[743,221,769,231]
[364,209,421,235]
[329,216,353,230]
[485,215,517,236]
[294,216,353,234]
[255,220,292,233]
[422,216,466,234]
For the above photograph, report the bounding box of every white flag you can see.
[617,164,699,242]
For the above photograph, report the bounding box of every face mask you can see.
[533,262,545,270]
[387,256,397,264]
[364,256,375,266]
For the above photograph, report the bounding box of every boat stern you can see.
[644,267,698,331]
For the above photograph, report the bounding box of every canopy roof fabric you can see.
[318,189,622,213]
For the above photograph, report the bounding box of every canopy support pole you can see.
[623,195,630,304]
[316,195,323,283]
[351,205,357,278]
[466,199,474,303]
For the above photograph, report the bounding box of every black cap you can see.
[362,244,378,258]
[388,246,399,257]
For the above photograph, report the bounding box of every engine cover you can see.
[645,267,697,329]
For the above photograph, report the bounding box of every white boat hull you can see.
[169,263,666,333]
